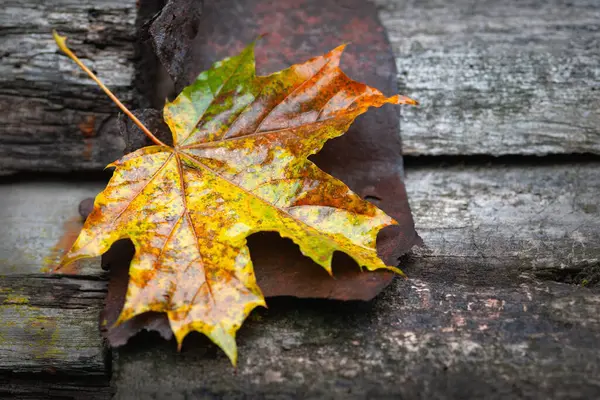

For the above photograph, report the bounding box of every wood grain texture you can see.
[0,0,136,174]
[376,0,600,156]
[4,0,598,174]
[2,162,597,284]
[0,378,112,400]
[0,275,107,374]
[406,162,600,281]
[112,278,600,399]
[0,275,111,398]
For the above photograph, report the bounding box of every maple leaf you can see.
[54,31,417,365]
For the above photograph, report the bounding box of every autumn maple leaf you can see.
[54,31,417,365]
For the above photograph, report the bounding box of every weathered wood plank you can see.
[0,0,137,174]
[5,0,598,173]
[112,279,600,399]
[0,375,113,400]
[0,180,106,275]
[0,275,107,375]
[2,162,596,281]
[0,274,111,398]
[406,162,600,282]
[3,162,596,282]
[376,0,600,156]
[0,378,112,400]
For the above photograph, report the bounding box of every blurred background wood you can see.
[376,0,600,156]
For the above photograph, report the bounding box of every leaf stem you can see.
[52,30,167,147]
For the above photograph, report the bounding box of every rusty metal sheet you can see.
[98,0,421,346]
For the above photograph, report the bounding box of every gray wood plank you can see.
[406,162,600,281]
[0,181,106,275]
[6,163,596,280]
[0,0,136,174]
[376,0,600,156]
[5,0,598,173]
[0,274,107,374]
[0,274,111,398]
[2,162,596,282]
[1,379,112,400]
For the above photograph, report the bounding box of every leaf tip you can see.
[256,32,269,42]
[392,94,419,106]
[260,299,269,310]
[331,43,348,60]
[211,326,239,366]
[111,310,130,330]
[173,328,187,352]
[317,252,335,277]
[389,265,406,278]
[228,350,238,367]
[55,251,77,273]
[324,265,335,278]
[337,43,349,51]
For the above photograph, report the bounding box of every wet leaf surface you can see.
[65,37,416,363]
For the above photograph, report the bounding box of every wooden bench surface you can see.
[1,0,599,398]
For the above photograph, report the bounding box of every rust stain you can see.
[79,115,96,138]
[42,216,84,274]
[83,140,93,161]
[79,115,96,161]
